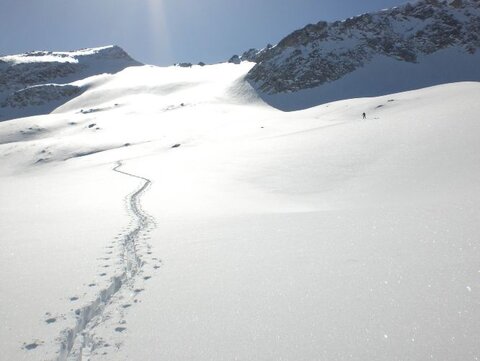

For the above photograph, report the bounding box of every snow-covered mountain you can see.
[4,1,479,118]
[243,0,480,110]
[1,59,479,361]
[0,45,141,121]
[1,2,480,361]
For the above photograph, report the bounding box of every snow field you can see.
[0,60,479,360]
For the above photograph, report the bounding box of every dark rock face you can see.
[1,85,82,108]
[237,45,273,64]
[228,55,241,64]
[0,62,79,91]
[239,49,260,62]
[245,0,480,94]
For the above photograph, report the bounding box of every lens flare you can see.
[146,0,171,63]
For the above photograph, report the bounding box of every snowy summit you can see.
[244,0,480,109]
[0,46,141,121]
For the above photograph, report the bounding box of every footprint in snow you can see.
[23,340,43,350]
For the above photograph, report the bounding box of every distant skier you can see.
[362,112,366,119]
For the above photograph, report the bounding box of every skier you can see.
[362,112,366,119]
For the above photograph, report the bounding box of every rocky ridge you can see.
[244,0,480,94]
[0,45,141,121]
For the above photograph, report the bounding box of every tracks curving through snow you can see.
[56,161,156,361]
[112,161,155,280]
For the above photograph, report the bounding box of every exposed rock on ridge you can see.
[0,45,141,121]
[245,0,480,94]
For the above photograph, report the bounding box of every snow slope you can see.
[0,60,479,361]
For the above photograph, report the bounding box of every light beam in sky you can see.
[145,0,172,64]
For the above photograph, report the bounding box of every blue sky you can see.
[1,0,406,65]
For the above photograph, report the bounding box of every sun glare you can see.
[146,0,172,63]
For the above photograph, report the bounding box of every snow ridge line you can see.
[56,161,154,361]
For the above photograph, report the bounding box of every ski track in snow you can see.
[54,161,157,361]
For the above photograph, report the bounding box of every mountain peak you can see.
[243,0,480,110]
[0,45,142,121]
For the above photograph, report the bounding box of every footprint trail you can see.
[54,161,156,360]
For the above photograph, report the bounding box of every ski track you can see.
[55,161,156,361]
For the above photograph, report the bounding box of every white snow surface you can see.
[0,45,129,65]
[1,61,480,361]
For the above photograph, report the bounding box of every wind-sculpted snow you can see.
[56,161,156,361]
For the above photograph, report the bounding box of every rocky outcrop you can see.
[245,0,480,94]
[228,55,241,64]
[1,84,82,108]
